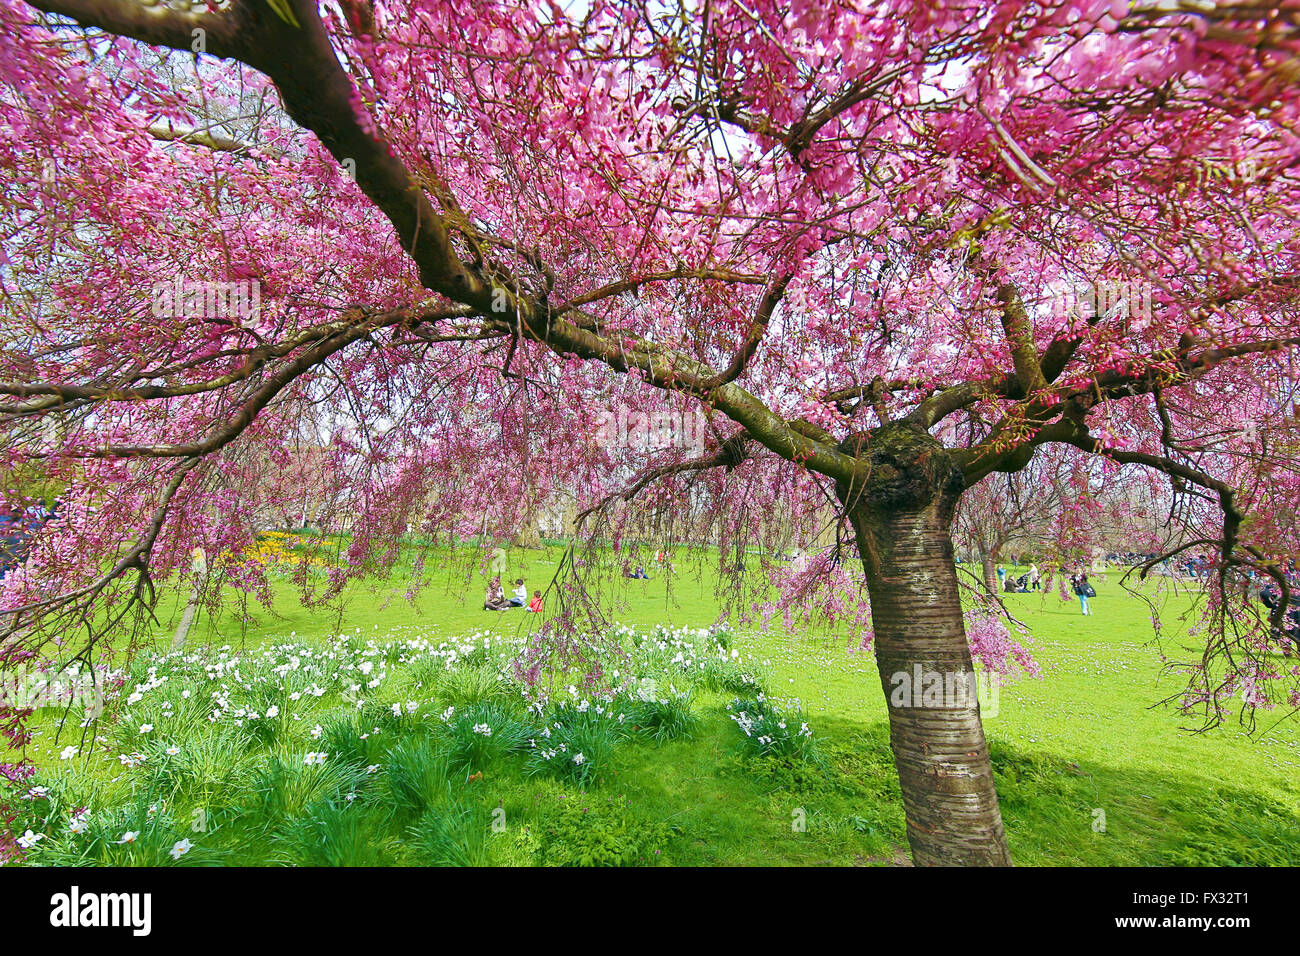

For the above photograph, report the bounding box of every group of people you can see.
[483,575,543,612]
[997,563,1041,594]
[0,501,57,579]
[626,549,677,580]
[994,561,1095,616]
[1258,577,1300,645]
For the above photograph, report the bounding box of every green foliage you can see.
[10,561,1300,868]
[439,702,532,775]
[247,753,368,824]
[277,799,396,867]
[406,803,491,866]
[319,714,383,768]
[383,738,453,816]
[538,797,669,867]
[526,703,618,788]
[694,656,768,695]
[726,696,818,762]
[622,692,699,744]
[436,664,514,709]
[29,795,205,867]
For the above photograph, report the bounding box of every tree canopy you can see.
[3,0,1300,863]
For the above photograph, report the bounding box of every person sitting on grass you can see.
[527,590,543,613]
[508,578,528,607]
[626,565,650,579]
[484,575,510,611]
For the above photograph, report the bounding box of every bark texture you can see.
[840,423,1011,866]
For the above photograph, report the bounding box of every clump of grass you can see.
[247,753,368,824]
[319,713,385,768]
[30,794,206,867]
[537,795,669,867]
[435,665,514,709]
[438,702,532,775]
[726,697,817,763]
[142,728,254,805]
[383,739,453,815]
[695,657,768,696]
[526,704,618,788]
[406,803,491,866]
[623,692,699,744]
[277,799,396,866]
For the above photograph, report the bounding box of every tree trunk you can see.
[171,579,202,652]
[840,423,1011,866]
[172,550,208,652]
[512,518,543,549]
[979,549,998,595]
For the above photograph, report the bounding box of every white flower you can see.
[303,751,328,765]
[138,723,153,734]
[16,830,44,849]
[406,701,418,713]
[310,724,323,739]
[264,705,279,718]
[117,831,139,844]
[365,764,380,774]
[169,839,193,860]
[472,723,492,737]
[391,703,402,717]
[573,753,586,765]
[68,817,88,835]
[165,746,180,756]
[59,746,78,760]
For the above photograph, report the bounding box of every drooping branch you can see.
[574,430,753,526]
[26,0,860,486]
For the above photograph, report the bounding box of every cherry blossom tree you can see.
[3,0,1300,865]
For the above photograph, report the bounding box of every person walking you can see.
[1073,572,1094,616]
[996,564,1006,589]
[1028,563,1041,591]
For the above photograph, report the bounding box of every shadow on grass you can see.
[616,712,1300,866]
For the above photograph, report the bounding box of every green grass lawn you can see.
[5,544,1299,866]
